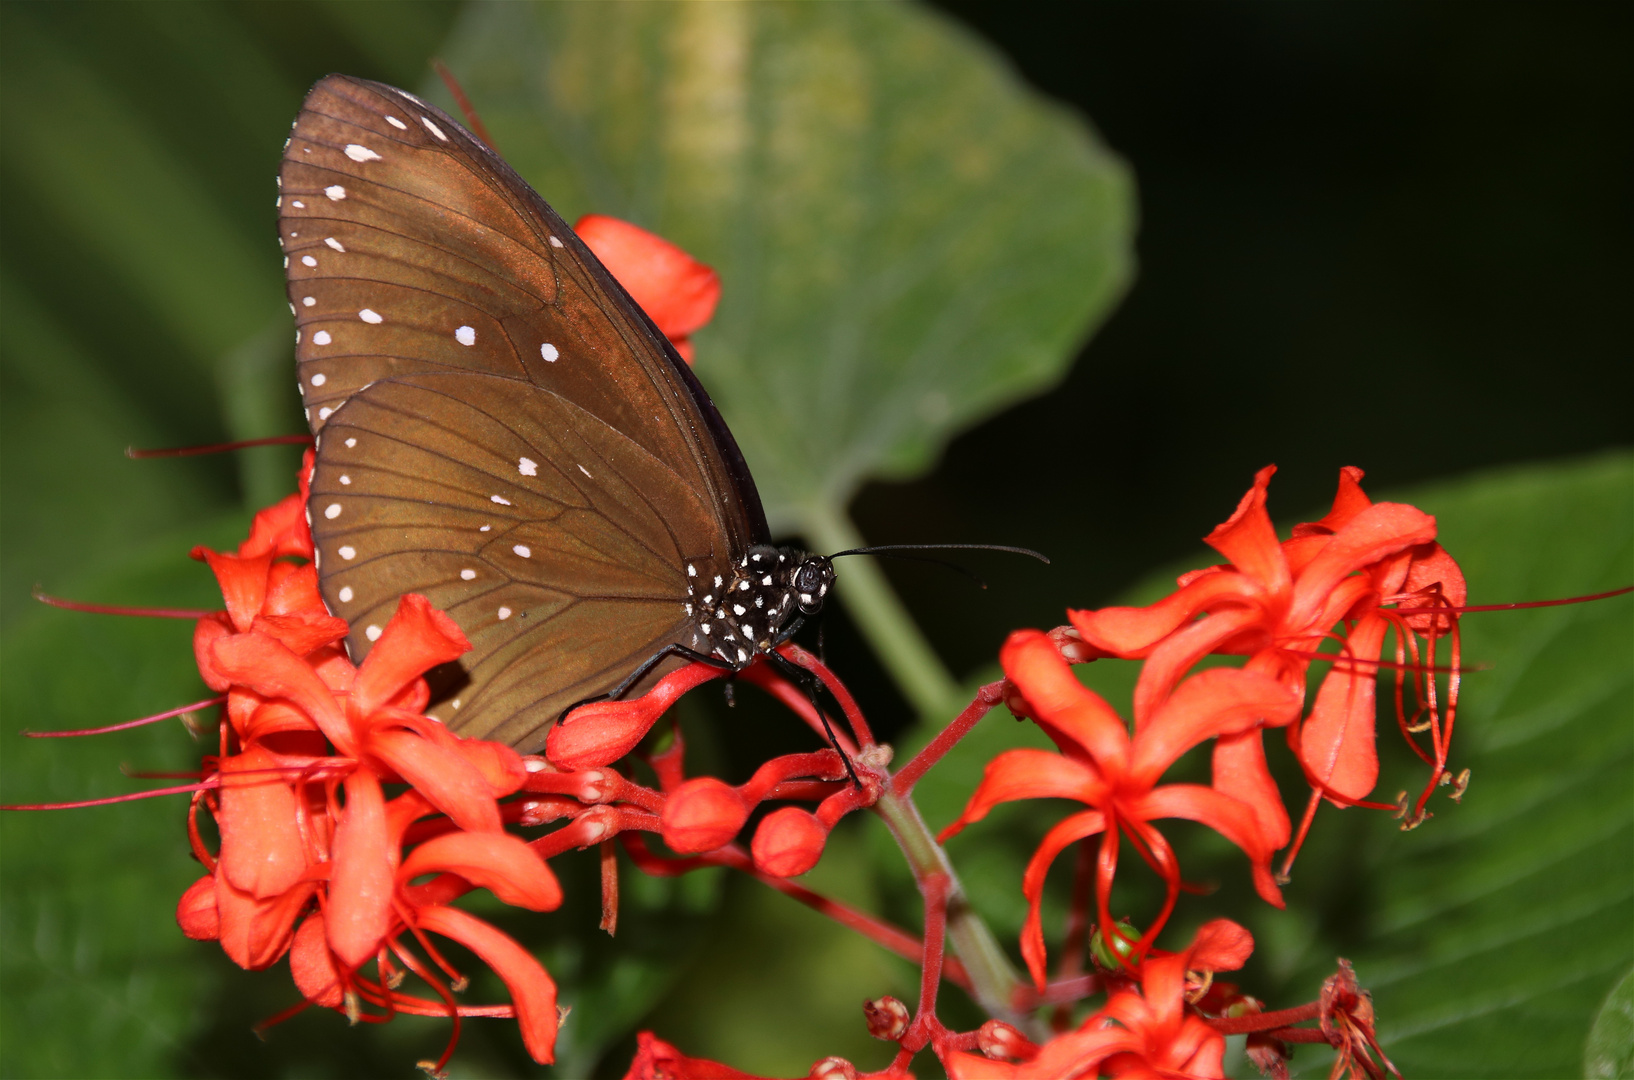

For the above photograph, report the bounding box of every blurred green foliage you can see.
[1,2,1628,1078]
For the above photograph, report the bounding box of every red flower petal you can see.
[1135,785,1283,908]
[1301,611,1390,802]
[238,490,314,560]
[193,613,235,693]
[210,631,352,753]
[367,726,502,834]
[454,737,530,798]
[1184,918,1254,973]
[1204,465,1292,599]
[215,865,314,970]
[252,612,351,657]
[217,745,308,898]
[622,1032,762,1080]
[1129,668,1301,787]
[1292,465,1372,538]
[1286,503,1436,630]
[1210,728,1291,850]
[416,905,558,1064]
[1000,630,1131,770]
[289,911,343,1007]
[938,749,1100,842]
[1399,542,1466,634]
[399,831,562,911]
[1019,809,1107,989]
[192,548,273,633]
[176,875,219,941]
[1068,568,1255,659]
[327,770,395,970]
[351,594,470,717]
[575,214,721,343]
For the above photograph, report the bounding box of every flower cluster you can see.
[16,216,1489,1079]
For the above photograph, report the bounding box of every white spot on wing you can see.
[497,606,512,620]
[324,237,345,252]
[421,116,448,141]
[291,200,305,209]
[548,236,564,248]
[324,503,342,520]
[302,296,315,307]
[460,569,476,580]
[338,475,350,485]
[365,624,382,641]
[358,308,382,324]
[491,495,511,506]
[317,407,333,421]
[338,586,354,602]
[385,115,408,130]
[518,457,537,476]
[312,330,332,345]
[301,255,317,267]
[344,143,382,163]
[540,343,559,362]
[324,185,346,201]
[339,545,356,560]
[577,464,592,478]
[455,325,476,346]
[345,438,357,448]
[513,544,532,558]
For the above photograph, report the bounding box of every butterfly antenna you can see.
[828,542,1050,565]
[432,59,498,151]
[848,549,990,588]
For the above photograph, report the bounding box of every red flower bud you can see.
[977,1019,1038,1062]
[661,777,749,853]
[176,875,219,941]
[750,807,829,878]
[808,1057,858,1080]
[863,995,910,1041]
[546,661,722,770]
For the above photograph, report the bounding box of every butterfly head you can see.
[792,555,835,615]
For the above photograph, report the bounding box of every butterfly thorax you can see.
[684,545,834,667]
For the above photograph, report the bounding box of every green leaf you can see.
[434,0,1135,534]
[1586,966,1634,1079]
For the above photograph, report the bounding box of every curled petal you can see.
[547,662,723,770]
[1130,667,1302,787]
[1301,612,1390,802]
[192,548,273,633]
[938,749,1100,842]
[210,631,352,753]
[416,904,558,1064]
[1204,465,1291,599]
[575,214,721,343]
[351,594,470,716]
[623,1032,760,1080]
[1069,568,1258,659]
[453,737,530,798]
[1211,729,1290,850]
[262,562,325,617]
[252,612,350,657]
[1185,918,1254,973]
[176,875,219,941]
[215,866,314,970]
[367,726,502,834]
[1287,502,1437,630]
[1000,630,1130,769]
[238,490,314,560]
[400,831,562,911]
[661,777,749,854]
[217,746,308,898]
[1399,542,1467,634]
[327,770,395,970]
[1018,810,1108,989]
[1135,785,1283,908]
[1292,465,1372,538]
[193,614,235,693]
[750,806,828,878]
[289,911,342,1008]
[1130,606,1265,727]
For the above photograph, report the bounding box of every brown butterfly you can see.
[281,75,834,753]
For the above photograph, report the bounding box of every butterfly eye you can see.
[793,559,834,614]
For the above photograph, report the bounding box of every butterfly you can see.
[281,75,837,753]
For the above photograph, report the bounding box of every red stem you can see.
[892,680,1005,796]
[33,589,215,620]
[24,695,225,738]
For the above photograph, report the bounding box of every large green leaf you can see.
[434,0,1135,534]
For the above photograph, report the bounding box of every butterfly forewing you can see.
[280,75,763,750]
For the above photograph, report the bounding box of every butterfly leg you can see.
[556,643,734,723]
[762,648,862,790]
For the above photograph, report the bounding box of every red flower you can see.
[940,630,1297,988]
[576,213,721,363]
[1069,466,1464,837]
[940,921,1251,1080]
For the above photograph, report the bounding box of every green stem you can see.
[873,787,1031,1028]
[799,502,963,718]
